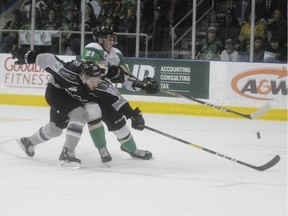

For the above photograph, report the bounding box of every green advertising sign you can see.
[116,58,210,99]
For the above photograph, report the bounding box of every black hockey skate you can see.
[16,137,35,157]
[98,147,112,163]
[58,147,81,169]
[121,146,152,160]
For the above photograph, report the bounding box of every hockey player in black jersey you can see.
[12,49,154,168]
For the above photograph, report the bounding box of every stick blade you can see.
[250,103,271,120]
[253,155,280,171]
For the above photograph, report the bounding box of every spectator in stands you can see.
[87,0,102,20]
[99,0,122,31]
[21,6,42,30]
[238,13,266,52]
[20,0,32,19]
[19,7,42,52]
[197,26,224,61]
[267,8,287,45]
[60,0,79,18]
[55,1,79,28]
[41,8,60,53]
[124,0,137,33]
[223,8,241,43]
[256,0,281,23]
[42,8,60,30]
[264,35,287,62]
[19,0,46,19]
[246,36,265,62]
[35,0,47,17]
[58,7,79,54]
[101,0,122,18]
[46,0,61,14]
[0,9,23,53]
[101,14,114,29]
[220,39,239,61]
[233,0,252,27]
[81,3,98,44]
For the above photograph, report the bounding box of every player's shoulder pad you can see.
[111,47,122,55]
[65,60,80,74]
[84,42,103,51]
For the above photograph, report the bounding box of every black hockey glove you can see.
[131,107,145,131]
[11,48,38,64]
[142,77,160,94]
[106,65,125,83]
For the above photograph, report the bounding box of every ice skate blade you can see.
[16,138,25,152]
[57,160,81,169]
[15,138,34,157]
[130,156,155,161]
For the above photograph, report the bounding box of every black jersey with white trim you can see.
[36,53,134,117]
[36,53,92,103]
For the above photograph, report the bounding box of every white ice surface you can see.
[0,105,287,216]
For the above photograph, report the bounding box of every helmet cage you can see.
[80,61,103,83]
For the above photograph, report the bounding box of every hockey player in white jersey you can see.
[81,26,160,163]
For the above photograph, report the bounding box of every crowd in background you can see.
[197,0,287,62]
[0,0,287,63]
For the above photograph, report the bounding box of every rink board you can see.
[0,93,286,121]
[0,54,287,121]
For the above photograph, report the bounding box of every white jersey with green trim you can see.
[82,42,125,68]
[82,42,140,92]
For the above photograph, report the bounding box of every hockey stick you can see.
[144,125,280,171]
[127,77,271,120]
[160,89,271,120]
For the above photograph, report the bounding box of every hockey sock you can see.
[64,121,85,152]
[112,125,137,153]
[88,122,107,149]
[64,106,89,152]
[29,122,63,145]
[120,134,137,153]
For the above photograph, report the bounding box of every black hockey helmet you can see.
[93,25,117,44]
[80,61,105,81]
